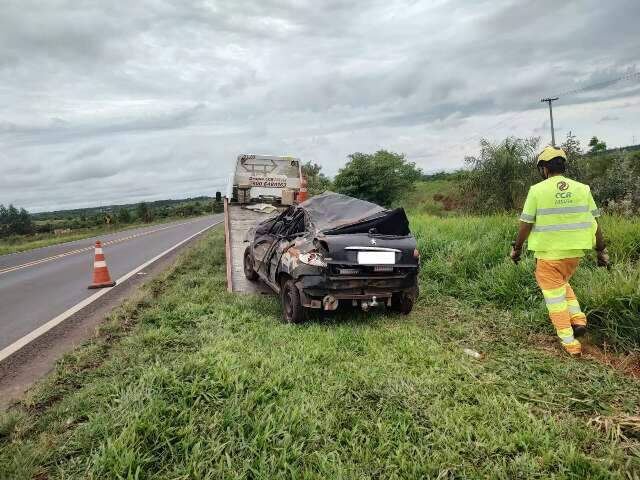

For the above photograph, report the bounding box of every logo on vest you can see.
[555,180,572,202]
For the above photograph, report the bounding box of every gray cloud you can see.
[0,0,639,211]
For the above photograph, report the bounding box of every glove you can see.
[596,248,610,268]
[510,245,522,264]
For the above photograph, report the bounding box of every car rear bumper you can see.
[297,271,418,308]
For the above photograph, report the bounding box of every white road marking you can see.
[0,218,207,276]
[0,221,221,363]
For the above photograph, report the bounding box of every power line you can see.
[463,71,640,147]
[460,108,532,144]
[550,71,640,99]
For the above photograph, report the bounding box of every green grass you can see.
[0,215,208,256]
[2,227,640,478]
[397,180,461,216]
[410,214,640,351]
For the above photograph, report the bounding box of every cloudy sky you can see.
[1,0,639,212]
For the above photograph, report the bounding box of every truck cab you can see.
[229,154,303,206]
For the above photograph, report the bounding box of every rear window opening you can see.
[324,208,410,236]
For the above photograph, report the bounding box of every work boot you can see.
[560,339,582,357]
[572,325,587,338]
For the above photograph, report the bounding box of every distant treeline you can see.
[32,196,218,221]
[0,197,224,239]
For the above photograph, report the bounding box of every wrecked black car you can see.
[243,192,420,323]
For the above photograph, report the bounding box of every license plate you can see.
[357,251,395,265]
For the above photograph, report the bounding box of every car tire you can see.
[243,246,259,281]
[391,289,417,315]
[281,279,307,324]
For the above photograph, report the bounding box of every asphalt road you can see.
[0,215,222,353]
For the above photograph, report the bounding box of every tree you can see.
[0,204,8,237]
[301,161,333,196]
[588,136,607,154]
[117,208,132,224]
[464,136,540,212]
[136,202,153,223]
[181,204,195,216]
[333,150,422,206]
[561,131,584,181]
[0,203,34,236]
[17,208,34,234]
[590,150,640,213]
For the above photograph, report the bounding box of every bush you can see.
[334,150,422,207]
[136,202,154,223]
[0,204,35,237]
[463,137,540,212]
[301,161,333,196]
[460,134,639,214]
[590,153,640,214]
[117,208,132,224]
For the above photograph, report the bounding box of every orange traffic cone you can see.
[88,240,116,289]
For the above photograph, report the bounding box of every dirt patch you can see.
[582,343,640,380]
[530,332,640,380]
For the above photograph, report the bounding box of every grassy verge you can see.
[410,214,640,351]
[0,215,211,256]
[2,227,639,478]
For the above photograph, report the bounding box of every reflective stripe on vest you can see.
[533,222,593,233]
[537,206,590,215]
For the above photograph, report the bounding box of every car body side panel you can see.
[276,236,319,282]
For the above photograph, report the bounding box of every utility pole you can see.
[541,97,559,146]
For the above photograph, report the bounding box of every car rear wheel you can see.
[243,247,259,281]
[281,279,307,323]
[391,289,417,315]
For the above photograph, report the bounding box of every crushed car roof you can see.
[298,192,388,232]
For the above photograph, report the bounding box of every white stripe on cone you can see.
[95,248,103,254]
[94,260,107,268]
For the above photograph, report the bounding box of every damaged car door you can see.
[251,206,307,287]
[251,208,288,279]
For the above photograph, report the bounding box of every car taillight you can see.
[299,252,327,267]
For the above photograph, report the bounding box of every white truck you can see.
[224,154,306,293]
[228,154,304,206]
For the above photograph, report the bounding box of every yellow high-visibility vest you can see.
[520,176,600,251]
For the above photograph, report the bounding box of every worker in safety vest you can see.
[510,146,609,357]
